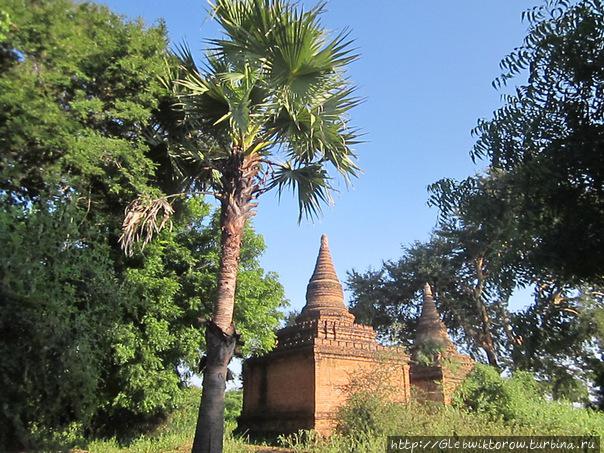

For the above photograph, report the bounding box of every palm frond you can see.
[267,161,334,222]
[173,41,199,73]
[119,196,175,256]
[270,82,363,180]
[160,0,362,215]
[210,0,276,59]
[210,0,357,104]
[173,70,231,133]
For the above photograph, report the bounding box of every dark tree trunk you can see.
[483,341,499,368]
[192,322,237,453]
[477,298,498,367]
[474,256,499,368]
[191,153,258,453]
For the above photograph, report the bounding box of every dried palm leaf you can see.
[119,196,174,256]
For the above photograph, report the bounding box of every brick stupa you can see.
[410,283,474,403]
[238,235,410,436]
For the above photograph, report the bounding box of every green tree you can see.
[511,284,604,405]
[348,235,604,401]
[347,227,517,368]
[0,1,286,449]
[0,202,123,449]
[470,0,604,282]
[426,0,604,402]
[0,1,172,447]
[0,0,167,209]
[349,171,528,367]
[428,173,603,400]
[0,195,285,450]
[124,1,361,451]
[95,198,285,441]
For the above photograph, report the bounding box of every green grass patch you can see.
[87,388,252,453]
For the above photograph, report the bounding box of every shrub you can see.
[225,390,243,424]
[453,364,541,421]
[337,391,401,440]
[454,364,604,436]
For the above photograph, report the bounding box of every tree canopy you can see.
[348,0,604,404]
[467,0,603,282]
[0,1,286,450]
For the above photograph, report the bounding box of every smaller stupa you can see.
[410,283,474,403]
[415,283,455,351]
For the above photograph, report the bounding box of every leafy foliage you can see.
[511,285,604,405]
[469,0,604,282]
[453,364,543,421]
[454,365,604,435]
[0,0,167,207]
[0,202,122,449]
[423,0,604,403]
[353,167,603,398]
[0,196,285,449]
[0,1,175,446]
[0,10,10,42]
[151,0,361,225]
[414,340,446,367]
[0,1,287,450]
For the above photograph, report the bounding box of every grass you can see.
[83,367,604,453]
[87,388,253,453]
[86,389,603,453]
[277,399,604,453]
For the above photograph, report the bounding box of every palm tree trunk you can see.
[192,321,237,453]
[192,194,246,453]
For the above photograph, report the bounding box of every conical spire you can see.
[297,235,353,321]
[415,283,453,349]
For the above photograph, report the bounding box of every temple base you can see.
[239,317,410,437]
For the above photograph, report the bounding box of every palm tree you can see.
[122,0,360,451]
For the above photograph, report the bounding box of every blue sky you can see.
[98,0,538,314]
